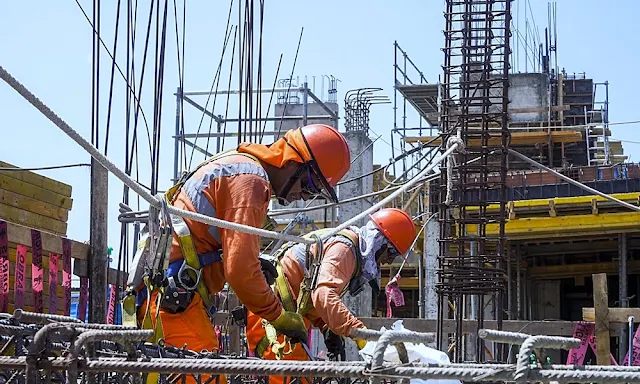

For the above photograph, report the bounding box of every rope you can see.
[0,64,315,246]
[321,142,463,240]
[445,131,465,206]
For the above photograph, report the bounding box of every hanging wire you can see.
[259,53,283,143]
[275,27,304,137]
[220,26,239,152]
[187,0,235,169]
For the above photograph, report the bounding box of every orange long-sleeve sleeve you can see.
[215,173,283,322]
[310,242,365,337]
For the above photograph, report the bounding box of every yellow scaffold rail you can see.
[464,211,640,240]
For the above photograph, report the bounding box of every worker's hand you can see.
[324,330,346,361]
[351,326,368,350]
[270,310,308,344]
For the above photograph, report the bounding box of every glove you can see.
[324,330,346,361]
[270,310,308,344]
[354,338,367,350]
[351,326,368,350]
[259,256,278,286]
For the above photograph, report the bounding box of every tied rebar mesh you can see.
[436,0,512,363]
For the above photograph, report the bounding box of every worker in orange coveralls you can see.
[132,124,351,383]
[246,208,417,384]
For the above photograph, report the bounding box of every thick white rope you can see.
[321,142,463,241]
[445,131,465,206]
[0,64,315,246]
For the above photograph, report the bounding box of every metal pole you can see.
[419,232,425,318]
[89,160,108,323]
[516,244,522,319]
[216,119,222,153]
[302,82,308,126]
[174,87,181,183]
[620,233,629,362]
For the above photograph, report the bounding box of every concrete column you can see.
[339,130,374,361]
[425,219,439,320]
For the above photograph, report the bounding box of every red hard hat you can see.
[369,208,416,256]
[299,124,351,187]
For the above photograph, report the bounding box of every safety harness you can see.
[256,228,363,359]
[121,150,264,346]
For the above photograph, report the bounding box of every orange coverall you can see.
[137,153,281,383]
[246,230,366,384]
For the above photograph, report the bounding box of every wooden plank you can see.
[0,161,73,197]
[0,174,73,209]
[5,221,89,260]
[582,307,640,323]
[0,202,67,235]
[592,273,611,365]
[0,189,69,222]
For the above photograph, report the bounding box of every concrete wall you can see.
[463,68,550,124]
[509,73,550,123]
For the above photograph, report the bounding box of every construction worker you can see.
[246,208,417,383]
[124,124,351,383]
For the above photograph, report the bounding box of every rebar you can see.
[13,308,83,324]
[436,0,512,363]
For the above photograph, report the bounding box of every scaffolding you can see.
[436,0,512,363]
[171,78,340,183]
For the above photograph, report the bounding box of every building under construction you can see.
[1,0,640,382]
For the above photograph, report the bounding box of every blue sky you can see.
[1,1,639,271]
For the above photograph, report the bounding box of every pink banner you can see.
[385,274,405,318]
[30,229,43,313]
[0,221,9,312]
[49,253,58,315]
[567,321,618,365]
[62,238,72,316]
[106,284,116,324]
[14,245,27,310]
[78,277,89,322]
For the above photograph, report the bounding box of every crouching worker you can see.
[246,208,417,384]
[121,124,351,384]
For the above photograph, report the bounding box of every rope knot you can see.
[446,135,466,154]
[444,134,465,206]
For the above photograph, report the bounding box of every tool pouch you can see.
[160,277,193,314]
[230,305,247,327]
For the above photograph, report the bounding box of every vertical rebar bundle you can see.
[344,88,390,133]
[436,0,512,363]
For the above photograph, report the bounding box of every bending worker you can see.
[126,124,351,366]
[246,208,417,376]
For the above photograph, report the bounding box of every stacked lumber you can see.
[0,160,72,236]
[0,162,75,315]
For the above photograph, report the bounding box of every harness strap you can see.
[256,229,363,358]
[164,150,262,315]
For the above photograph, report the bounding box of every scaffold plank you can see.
[465,211,640,240]
[404,130,583,146]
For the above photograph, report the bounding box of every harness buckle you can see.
[177,261,202,291]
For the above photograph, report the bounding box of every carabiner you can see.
[177,261,202,291]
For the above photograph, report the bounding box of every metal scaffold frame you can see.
[436,0,512,363]
[172,80,340,184]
